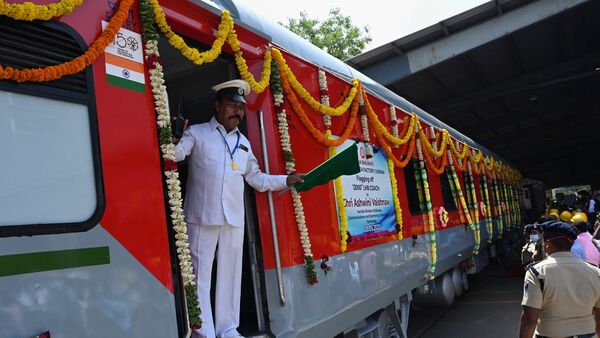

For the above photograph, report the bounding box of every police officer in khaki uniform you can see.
[519,221,600,338]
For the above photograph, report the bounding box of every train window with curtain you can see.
[439,172,458,211]
[0,17,104,237]
[403,159,425,215]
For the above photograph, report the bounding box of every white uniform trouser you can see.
[188,223,244,338]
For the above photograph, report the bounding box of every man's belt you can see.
[536,333,595,338]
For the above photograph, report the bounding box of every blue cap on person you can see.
[212,79,250,104]
[524,223,541,234]
[540,220,577,241]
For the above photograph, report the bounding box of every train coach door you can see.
[158,35,268,336]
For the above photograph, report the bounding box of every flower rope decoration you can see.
[358,91,373,158]
[448,138,469,160]
[445,159,465,224]
[389,104,400,148]
[500,182,512,227]
[447,150,479,254]
[388,158,404,240]
[318,68,332,128]
[140,0,200,328]
[151,0,230,65]
[317,68,350,252]
[150,4,270,92]
[362,88,416,168]
[270,58,317,284]
[492,173,504,235]
[438,207,449,228]
[363,93,416,146]
[272,48,359,116]
[511,185,519,225]
[415,124,437,279]
[277,57,360,147]
[0,0,84,21]
[227,28,272,93]
[0,0,133,82]
[480,166,494,241]
[370,115,416,169]
[467,162,480,254]
[418,128,448,175]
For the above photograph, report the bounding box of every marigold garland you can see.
[480,167,494,241]
[418,127,448,159]
[438,207,449,227]
[0,0,133,82]
[318,70,350,252]
[363,92,416,146]
[140,0,200,328]
[151,0,230,66]
[466,162,481,254]
[388,158,404,240]
[318,68,332,128]
[389,105,400,148]
[278,62,360,147]
[228,33,272,93]
[448,138,468,161]
[415,127,437,279]
[271,58,317,284]
[0,0,84,21]
[419,128,447,175]
[492,173,504,234]
[272,48,359,116]
[358,91,373,158]
[447,151,479,254]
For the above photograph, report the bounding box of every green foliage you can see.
[282,8,372,60]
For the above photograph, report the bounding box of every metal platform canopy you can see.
[347,0,600,189]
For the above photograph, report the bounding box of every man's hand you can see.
[519,306,540,338]
[286,173,304,186]
[171,117,189,144]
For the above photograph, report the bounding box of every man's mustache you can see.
[229,115,241,121]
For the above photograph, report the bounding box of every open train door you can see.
[158,32,270,336]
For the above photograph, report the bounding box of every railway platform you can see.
[408,260,523,338]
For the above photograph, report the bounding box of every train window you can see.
[403,159,425,215]
[0,17,103,237]
[439,172,458,211]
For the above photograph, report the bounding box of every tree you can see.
[282,8,372,61]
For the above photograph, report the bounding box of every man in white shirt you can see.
[175,79,303,338]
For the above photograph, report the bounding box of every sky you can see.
[235,0,489,51]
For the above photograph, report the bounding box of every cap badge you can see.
[237,87,244,95]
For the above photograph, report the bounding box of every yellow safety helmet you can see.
[560,210,573,222]
[548,212,560,220]
[549,208,559,215]
[571,212,588,223]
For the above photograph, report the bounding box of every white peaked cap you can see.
[211,79,251,97]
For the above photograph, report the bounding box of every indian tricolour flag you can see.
[102,21,145,93]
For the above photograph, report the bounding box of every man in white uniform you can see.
[175,79,303,338]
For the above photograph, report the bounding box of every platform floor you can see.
[408,261,524,338]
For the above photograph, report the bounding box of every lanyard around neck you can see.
[217,127,240,170]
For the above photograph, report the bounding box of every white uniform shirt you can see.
[175,117,288,227]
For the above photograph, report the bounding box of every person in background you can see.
[174,79,303,338]
[571,221,600,267]
[522,223,544,267]
[590,192,599,227]
[519,221,600,338]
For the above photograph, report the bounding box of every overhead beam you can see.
[428,50,600,113]
[357,0,587,86]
